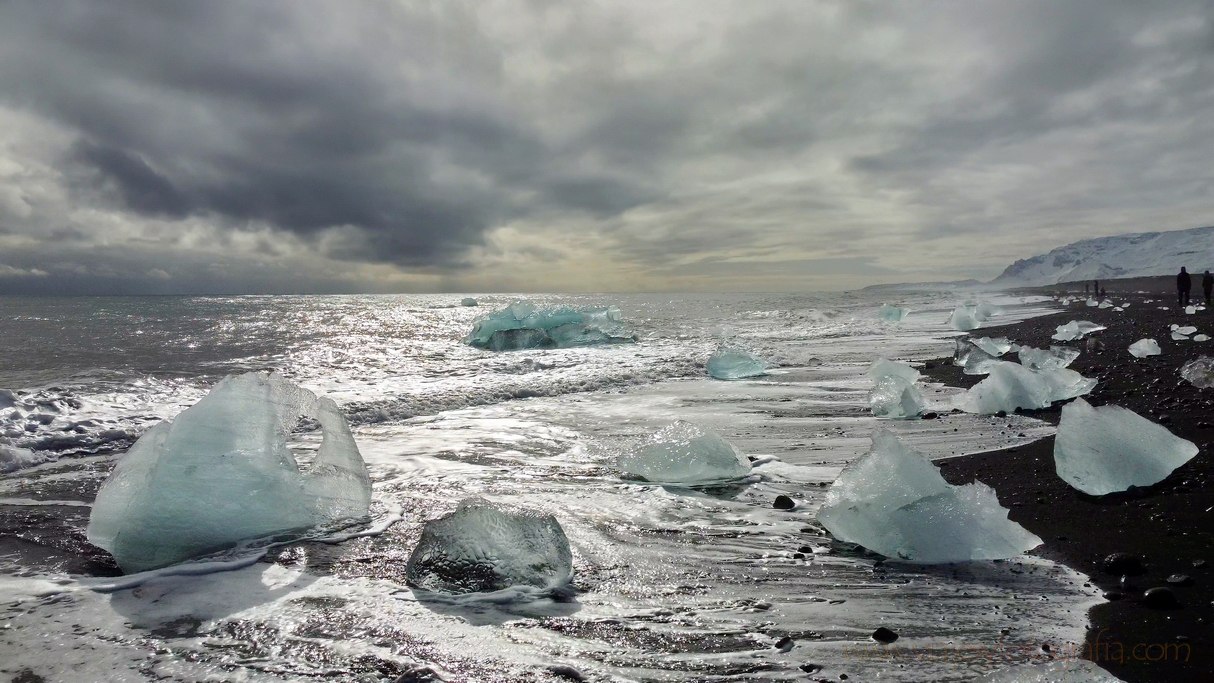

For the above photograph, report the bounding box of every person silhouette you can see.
[1204,270,1213,306]
[1177,267,1192,307]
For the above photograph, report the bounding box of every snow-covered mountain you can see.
[993,225,1214,286]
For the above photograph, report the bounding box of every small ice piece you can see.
[817,430,1041,563]
[877,304,910,322]
[960,362,1096,414]
[1054,398,1198,495]
[467,303,635,351]
[617,421,752,484]
[706,346,769,380]
[1127,338,1161,358]
[1195,334,1211,342]
[1017,345,1080,371]
[948,305,980,331]
[970,336,1014,357]
[1051,320,1106,342]
[1181,356,1214,388]
[86,372,372,573]
[460,297,478,307]
[406,498,573,594]
[1085,298,1099,307]
[1186,305,1197,314]
[977,659,1125,682]
[1113,307,1123,311]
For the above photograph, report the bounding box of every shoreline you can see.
[922,280,1212,681]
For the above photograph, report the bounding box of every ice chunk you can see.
[948,306,980,331]
[1098,300,1113,309]
[960,361,1095,414]
[1051,320,1106,341]
[977,659,1125,682]
[867,358,921,384]
[706,346,769,380]
[1054,398,1198,495]
[877,304,910,322]
[466,303,636,351]
[617,420,752,484]
[1127,338,1161,358]
[460,297,478,307]
[1196,334,1211,342]
[1017,345,1080,371]
[817,430,1041,563]
[1186,305,1197,314]
[1085,298,1099,307]
[1174,325,1197,336]
[1181,356,1214,388]
[406,498,572,594]
[970,337,1014,357]
[868,376,925,419]
[86,372,372,573]
[0,443,45,473]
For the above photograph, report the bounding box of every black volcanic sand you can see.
[924,276,1213,682]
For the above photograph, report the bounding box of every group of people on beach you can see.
[1083,269,1214,307]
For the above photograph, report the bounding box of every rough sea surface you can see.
[0,292,1101,682]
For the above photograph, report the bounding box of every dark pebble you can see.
[1102,552,1146,576]
[1103,591,1125,601]
[799,663,823,674]
[547,665,585,682]
[871,626,899,644]
[773,495,796,510]
[1142,587,1181,609]
[798,546,813,554]
[921,411,939,420]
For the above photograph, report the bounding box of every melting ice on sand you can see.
[867,358,925,418]
[1017,345,1080,371]
[86,372,372,573]
[877,304,910,322]
[1127,338,1161,358]
[406,498,572,594]
[960,361,1095,414]
[617,420,752,485]
[1051,320,1106,342]
[706,345,769,380]
[817,430,1041,563]
[1181,356,1214,388]
[1054,398,1198,495]
[466,301,637,351]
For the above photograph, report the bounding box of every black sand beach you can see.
[926,276,1213,682]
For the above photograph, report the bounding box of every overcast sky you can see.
[0,1,1211,294]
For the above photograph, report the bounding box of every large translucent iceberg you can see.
[466,302,636,351]
[617,421,752,485]
[406,498,572,594]
[1181,356,1214,388]
[706,346,768,380]
[86,372,372,573]
[817,430,1041,563]
[1051,320,1106,342]
[1127,338,1161,358]
[970,336,1014,357]
[977,660,1124,682]
[1054,398,1198,495]
[1017,345,1080,371]
[877,304,910,322]
[867,358,924,418]
[960,361,1096,414]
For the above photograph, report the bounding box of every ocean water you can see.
[0,292,1100,682]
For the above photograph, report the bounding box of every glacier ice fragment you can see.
[970,337,1014,357]
[960,361,1095,414]
[868,377,925,418]
[1127,338,1161,358]
[817,430,1041,563]
[877,304,910,322]
[405,498,572,594]
[467,303,636,351]
[1017,345,1080,371]
[1085,298,1099,307]
[706,346,769,380]
[1051,320,1106,342]
[1181,356,1214,388]
[86,372,372,573]
[617,421,752,484]
[867,358,921,384]
[1054,398,1197,495]
[948,306,980,331]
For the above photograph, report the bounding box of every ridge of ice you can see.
[960,361,1096,414]
[617,421,752,484]
[1054,398,1198,495]
[86,372,372,573]
[405,498,572,594]
[817,430,1042,563]
[466,302,636,351]
[1127,338,1161,358]
[706,345,769,380]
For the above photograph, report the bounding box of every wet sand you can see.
[925,276,1213,681]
